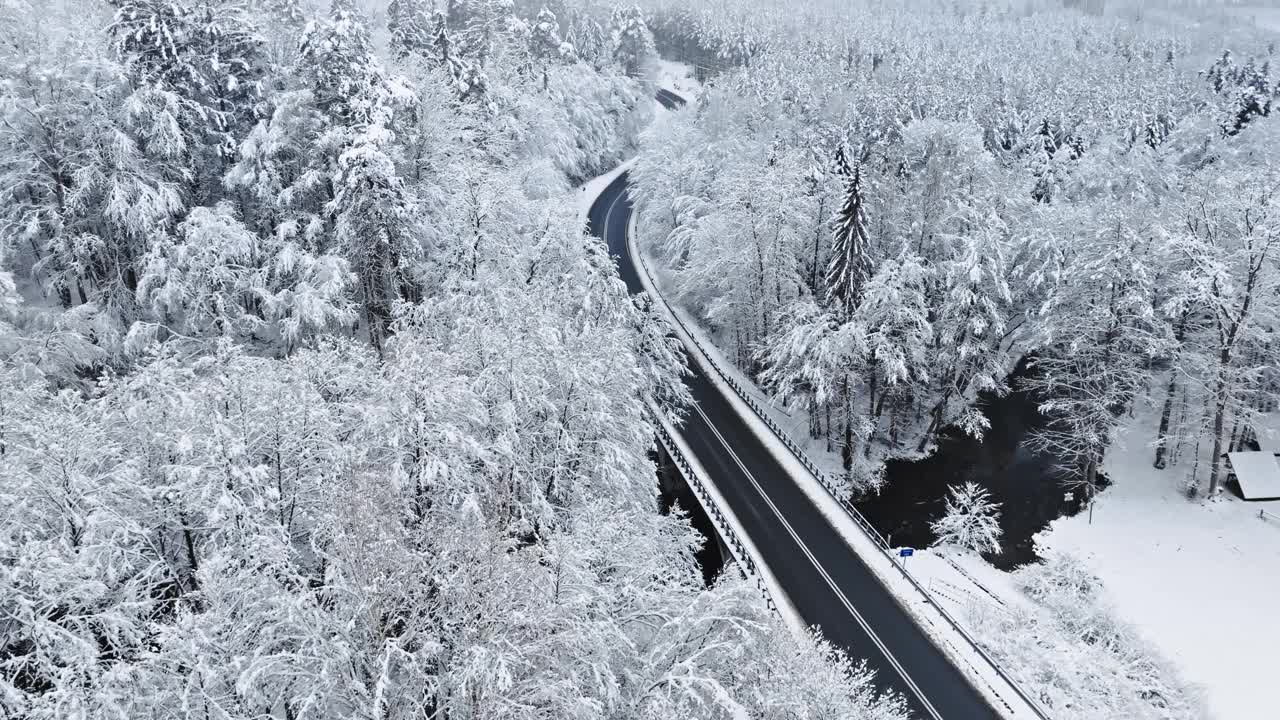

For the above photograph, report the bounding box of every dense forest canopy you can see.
[629,0,1279,500]
[0,0,913,717]
[1,0,1272,718]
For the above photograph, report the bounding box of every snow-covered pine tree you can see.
[566,11,608,69]
[429,10,457,70]
[427,10,489,100]
[826,143,873,319]
[531,6,565,58]
[256,0,305,27]
[530,5,574,68]
[388,0,434,58]
[329,120,424,354]
[610,4,655,78]
[855,251,932,453]
[223,6,379,247]
[0,29,187,327]
[132,202,355,352]
[1205,50,1274,136]
[448,0,518,68]
[930,481,1003,555]
[297,7,385,127]
[108,0,265,193]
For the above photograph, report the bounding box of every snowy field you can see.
[1038,410,1280,720]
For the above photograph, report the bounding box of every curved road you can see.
[587,91,1001,720]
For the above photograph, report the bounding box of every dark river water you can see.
[659,364,1103,579]
[856,369,1101,570]
[655,449,727,585]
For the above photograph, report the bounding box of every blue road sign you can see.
[899,548,914,558]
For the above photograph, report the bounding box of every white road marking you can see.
[601,175,628,242]
[688,400,946,720]
[605,169,944,718]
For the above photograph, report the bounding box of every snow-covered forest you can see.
[631,0,1280,502]
[0,0,919,717]
[624,1,1277,715]
[3,0,1277,717]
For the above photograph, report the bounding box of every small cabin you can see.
[1225,452,1280,501]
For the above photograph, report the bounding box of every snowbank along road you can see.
[586,88,1005,720]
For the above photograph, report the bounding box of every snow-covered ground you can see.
[1038,410,1280,720]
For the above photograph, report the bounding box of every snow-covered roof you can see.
[1226,452,1280,500]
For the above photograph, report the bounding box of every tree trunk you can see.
[1207,364,1229,497]
[865,362,878,457]
[178,510,202,599]
[366,298,386,356]
[1153,373,1178,469]
[917,400,944,453]
[841,375,854,472]
[810,198,825,293]
[825,400,833,453]
[889,399,901,447]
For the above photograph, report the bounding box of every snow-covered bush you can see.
[966,552,1205,719]
[930,481,1004,555]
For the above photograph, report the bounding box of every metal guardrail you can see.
[1261,509,1280,523]
[651,409,781,615]
[627,197,1053,720]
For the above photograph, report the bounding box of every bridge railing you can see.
[626,189,1053,720]
[650,403,781,616]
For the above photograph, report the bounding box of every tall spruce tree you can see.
[388,0,433,58]
[108,0,264,166]
[609,5,654,78]
[825,144,872,318]
[530,6,573,64]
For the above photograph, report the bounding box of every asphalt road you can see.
[655,88,686,109]
[586,93,1002,720]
